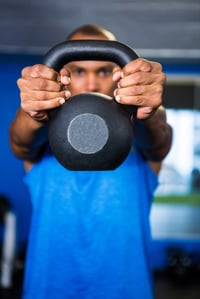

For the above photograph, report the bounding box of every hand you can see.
[17,64,71,121]
[112,58,166,119]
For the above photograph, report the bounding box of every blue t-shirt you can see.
[22,146,158,299]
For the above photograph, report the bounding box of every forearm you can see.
[9,108,48,161]
[134,106,172,161]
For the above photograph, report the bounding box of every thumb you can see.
[112,66,122,82]
[59,67,71,85]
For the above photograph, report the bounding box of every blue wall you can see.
[0,53,41,251]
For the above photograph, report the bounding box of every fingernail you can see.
[112,71,121,81]
[61,76,71,84]
[65,90,71,99]
[142,107,153,113]
[59,98,65,105]
[115,95,121,103]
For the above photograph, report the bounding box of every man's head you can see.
[67,23,117,41]
[64,24,118,97]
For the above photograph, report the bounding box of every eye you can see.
[72,68,85,77]
[98,67,113,78]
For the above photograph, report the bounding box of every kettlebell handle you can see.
[42,40,138,70]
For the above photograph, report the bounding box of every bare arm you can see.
[133,106,173,174]
[134,106,172,162]
[9,108,48,161]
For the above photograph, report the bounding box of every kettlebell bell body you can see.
[43,40,138,170]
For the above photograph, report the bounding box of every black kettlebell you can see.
[42,40,138,170]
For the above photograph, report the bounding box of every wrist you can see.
[19,109,48,129]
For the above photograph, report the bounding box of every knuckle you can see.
[34,64,44,74]
[36,91,47,101]
[153,96,162,108]
[159,64,164,73]
[29,111,37,118]
[130,85,142,95]
[135,97,144,106]
[158,64,163,72]
[21,66,30,77]
[37,78,48,90]
[131,72,141,84]
[20,92,29,104]
[161,72,167,83]
[17,78,28,90]
[151,61,163,73]
[155,84,163,95]
[21,100,29,112]
[157,72,166,84]
[17,78,22,89]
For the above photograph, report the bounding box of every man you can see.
[9,24,172,299]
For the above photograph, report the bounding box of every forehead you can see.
[69,33,109,41]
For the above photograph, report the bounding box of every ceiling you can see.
[0,0,200,61]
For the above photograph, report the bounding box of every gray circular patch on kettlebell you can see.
[67,113,109,154]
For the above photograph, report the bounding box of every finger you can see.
[29,111,49,122]
[122,59,151,76]
[118,72,164,87]
[114,90,162,108]
[60,75,71,85]
[112,66,122,82]
[59,67,71,85]
[114,85,145,98]
[147,61,163,73]
[136,107,157,120]
[21,95,67,112]
[21,64,59,81]
[115,80,164,99]
[60,67,71,77]
[122,58,163,76]
[17,77,63,92]
[20,87,71,102]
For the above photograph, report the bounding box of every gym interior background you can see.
[0,0,200,298]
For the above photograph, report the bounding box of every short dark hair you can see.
[67,24,117,41]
